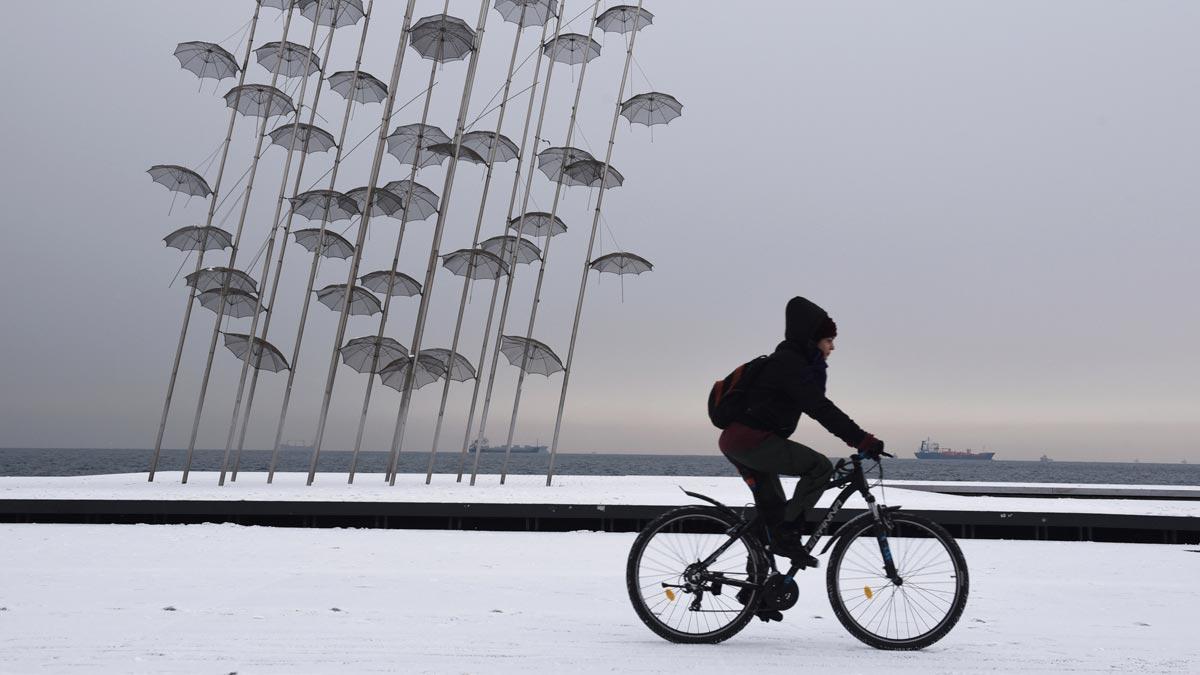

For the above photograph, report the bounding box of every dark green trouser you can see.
[726,435,834,525]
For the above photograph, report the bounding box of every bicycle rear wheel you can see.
[626,505,766,644]
[827,512,968,650]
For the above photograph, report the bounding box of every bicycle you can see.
[626,452,969,649]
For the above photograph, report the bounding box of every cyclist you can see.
[720,296,886,569]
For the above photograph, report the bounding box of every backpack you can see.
[707,355,771,429]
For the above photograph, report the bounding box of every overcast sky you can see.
[0,0,1196,462]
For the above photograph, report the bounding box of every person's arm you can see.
[781,359,870,448]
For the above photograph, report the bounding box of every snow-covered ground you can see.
[2,472,1198,518]
[0,524,1195,674]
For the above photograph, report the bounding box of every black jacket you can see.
[738,298,868,447]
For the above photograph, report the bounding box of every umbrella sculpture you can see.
[327,70,389,104]
[174,41,239,82]
[223,0,369,484]
[383,179,439,220]
[378,1,494,488]
[541,32,601,66]
[460,131,519,164]
[499,335,563,376]
[340,336,408,373]
[147,164,211,198]
[293,228,355,259]
[198,287,265,319]
[479,235,541,265]
[507,211,567,237]
[359,270,422,297]
[223,83,296,118]
[314,284,382,316]
[420,0,558,486]
[289,189,359,221]
[378,353,446,392]
[150,0,268,481]
[334,6,483,485]
[386,123,451,169]
[493,0,557,28]
[422,348,476,381]
[255,40,322,78]
[563,158,624,189]
[426,142,486,166]
[535,146,593,183]
[346,185,406,218]
[589,251,653,302]
[440,249,509,280]
[222,332,289,372]
[547,1,656,486]
[163,226,232,252]
[299,0,366,28]
[595,4,654,33]
[185,266,258,295]
[268,122,337,154]
[267,0,402,484]
[408,13,477,62]
[619,91,682,126]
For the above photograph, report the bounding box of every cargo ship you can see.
[914,438,995,460]
[468,438,546,454]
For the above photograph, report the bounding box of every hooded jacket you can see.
[738,297,869,447]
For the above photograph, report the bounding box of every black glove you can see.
[857,433,885,460]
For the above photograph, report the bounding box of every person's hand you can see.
[857,434,885,460]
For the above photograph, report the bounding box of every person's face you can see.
[817,337,835,358]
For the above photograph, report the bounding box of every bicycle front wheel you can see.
[827,512,968,650]
[626,505,766,644]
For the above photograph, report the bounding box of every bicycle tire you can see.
[626,505,766,644]
[826,512,968,650]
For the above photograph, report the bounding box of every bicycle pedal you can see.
[755,609,784,623]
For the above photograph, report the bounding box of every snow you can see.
[2,472,1198,518]
[0,524,1195,673]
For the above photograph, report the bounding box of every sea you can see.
[1,447,1198,485]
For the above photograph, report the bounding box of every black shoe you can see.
[767,523,820,569]
[755,609,784,623]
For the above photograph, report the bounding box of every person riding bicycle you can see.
[720,296,886,569]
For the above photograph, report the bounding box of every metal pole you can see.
[239,1,374,483]
[346,0,449,484]
[149,2,263,481]
[454,9,556,483]
[466,0,567,486]
[385,0,491,487]
[547,2,646,486]
[422,2,532,485]
[218,2,331,485]
[498,1,602,484]
[269,0,407,484]
[181,6,298,483]
[304,0,423,485]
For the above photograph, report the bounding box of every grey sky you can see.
[0,1,1196,462]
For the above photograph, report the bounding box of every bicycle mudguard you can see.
[818,506,903,555]
[678,486,744,521]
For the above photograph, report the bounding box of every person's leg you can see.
[722,452,786,526]
[732,435,834,525]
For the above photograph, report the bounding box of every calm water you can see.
[1,448,1198,485]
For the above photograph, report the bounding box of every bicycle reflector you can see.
[665,589,676,602]
[864,586,874,600]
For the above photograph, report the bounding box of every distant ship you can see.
[469,438,546,454]
[1039,454,1053,463]
[914,438,995,460]
[280,440,313,452]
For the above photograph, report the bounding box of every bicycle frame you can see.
[686,454,902,593]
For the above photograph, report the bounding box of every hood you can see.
[784,296,829,344]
